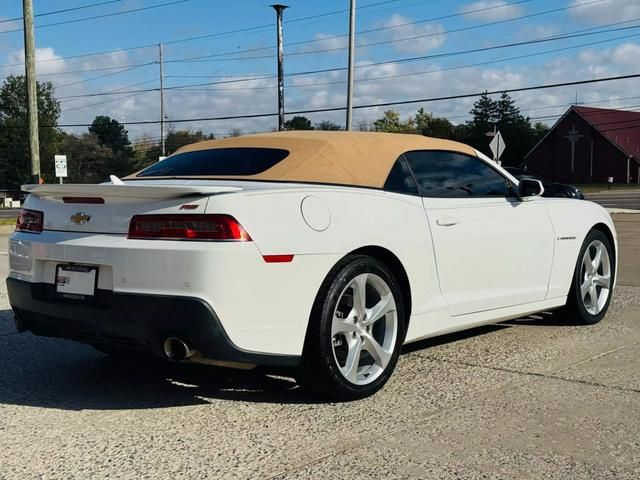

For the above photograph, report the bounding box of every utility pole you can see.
[22,0,40,183]
[346,0,356,131]
[159,43,166,157]
[271,4,288,131]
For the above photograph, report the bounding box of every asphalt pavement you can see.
[586,190,640,210]
[0,217,639,479]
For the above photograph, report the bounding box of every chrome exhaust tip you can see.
[163,337,195,362]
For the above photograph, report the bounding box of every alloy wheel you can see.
[580,239,612,315]
[331,273,398,385]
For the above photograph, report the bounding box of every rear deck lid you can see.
[22,183,241,234]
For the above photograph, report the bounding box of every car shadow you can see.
[0,308,578,411]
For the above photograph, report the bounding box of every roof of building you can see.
[573,106,640,159]
[526,105,640,160]
[127,131,477,188]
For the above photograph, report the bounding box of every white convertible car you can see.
[7,132,616,400]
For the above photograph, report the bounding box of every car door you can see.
[404,150,555,317]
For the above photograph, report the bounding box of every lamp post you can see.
[271,4,288,131]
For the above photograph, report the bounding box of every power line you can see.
[40,72,640,127]
[55,64,154,89]
[171,15,636,66]
[60,78,161,104]
[0,0,407,70]
[63,23,639,98]
[167,0,543,63]
[0,0,123,23]
[62,89,156,113]
[0,0,535,71]
[0,0,190,35]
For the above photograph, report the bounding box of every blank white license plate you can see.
[56,265,98,297]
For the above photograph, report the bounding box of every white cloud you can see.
[373,14,445,54]
[0,16,20,34]
[569,0,640,23]
[301,33,348,54]
[460,0,525,21]
[51,37,640,142]
[3,47,66,76]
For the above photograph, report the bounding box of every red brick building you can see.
[525,106,640,184]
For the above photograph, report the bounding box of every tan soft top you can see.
[130,131,477,188]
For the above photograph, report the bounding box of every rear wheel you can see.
[299,255,406,401]
[564,229,614,324]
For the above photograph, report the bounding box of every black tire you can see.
[299,255,406,401]
[563,229,615,325]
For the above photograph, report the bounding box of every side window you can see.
[383,156,419,195]
[404,151,514,198]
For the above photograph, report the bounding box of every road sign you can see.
[489,130,506,163]
[55,155,67,178]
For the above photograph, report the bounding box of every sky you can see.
[1,0,640,142]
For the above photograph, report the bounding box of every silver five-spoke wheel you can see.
[580,239,611,315]
[331,273,398,385]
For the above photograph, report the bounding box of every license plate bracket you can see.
[55,264,98,300]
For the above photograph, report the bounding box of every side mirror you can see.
[517,178,544,201]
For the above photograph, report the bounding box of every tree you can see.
[373,110,414,133]
[414,108,454,139]
[315,120,342,131]
[0,75,61,186]
[87,116,135,177]
[228,127,243,137]
[357,119,371,132]
[88,116,132,154]
[464,91,548,166]
[132,129,215,170]
[165,129,214,155]
[59,133,113,184]
[284,115,314,130]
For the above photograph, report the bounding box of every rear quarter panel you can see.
[207,187,447,322]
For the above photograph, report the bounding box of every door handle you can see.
[436,215,459,227]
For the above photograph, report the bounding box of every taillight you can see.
[16,209,44,233]
[128,214,251,241]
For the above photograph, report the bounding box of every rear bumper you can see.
[6,277,300,366]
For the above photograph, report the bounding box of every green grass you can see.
[0,218,15,226]
[576,184,640,194]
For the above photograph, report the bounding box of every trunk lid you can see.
[22,183,241,235]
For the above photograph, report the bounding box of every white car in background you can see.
[7,131,617,400]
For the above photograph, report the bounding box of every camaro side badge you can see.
[557,236,577,241]
[70,212,91,225]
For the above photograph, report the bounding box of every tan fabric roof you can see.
[129,131,477,188]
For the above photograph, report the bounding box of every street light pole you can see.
[346,0,356,131]
[22,0,40,183]
[271,4,288,131]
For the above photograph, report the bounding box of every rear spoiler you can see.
[22,184,241,200]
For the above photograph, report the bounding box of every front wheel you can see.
[564,229,615,325]
[299,255,406,401]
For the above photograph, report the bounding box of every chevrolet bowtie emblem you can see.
[70,212,91,225]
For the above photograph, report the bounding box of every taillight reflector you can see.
[128,214,251,241]
[16,209,43,233]
[263,254,294,263]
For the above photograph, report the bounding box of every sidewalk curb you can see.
[607,208,640,214]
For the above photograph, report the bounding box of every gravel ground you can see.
[0,223,639,479]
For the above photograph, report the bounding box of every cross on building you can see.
[564,125,584,173]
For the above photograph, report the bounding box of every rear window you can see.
[136,147,289,177]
